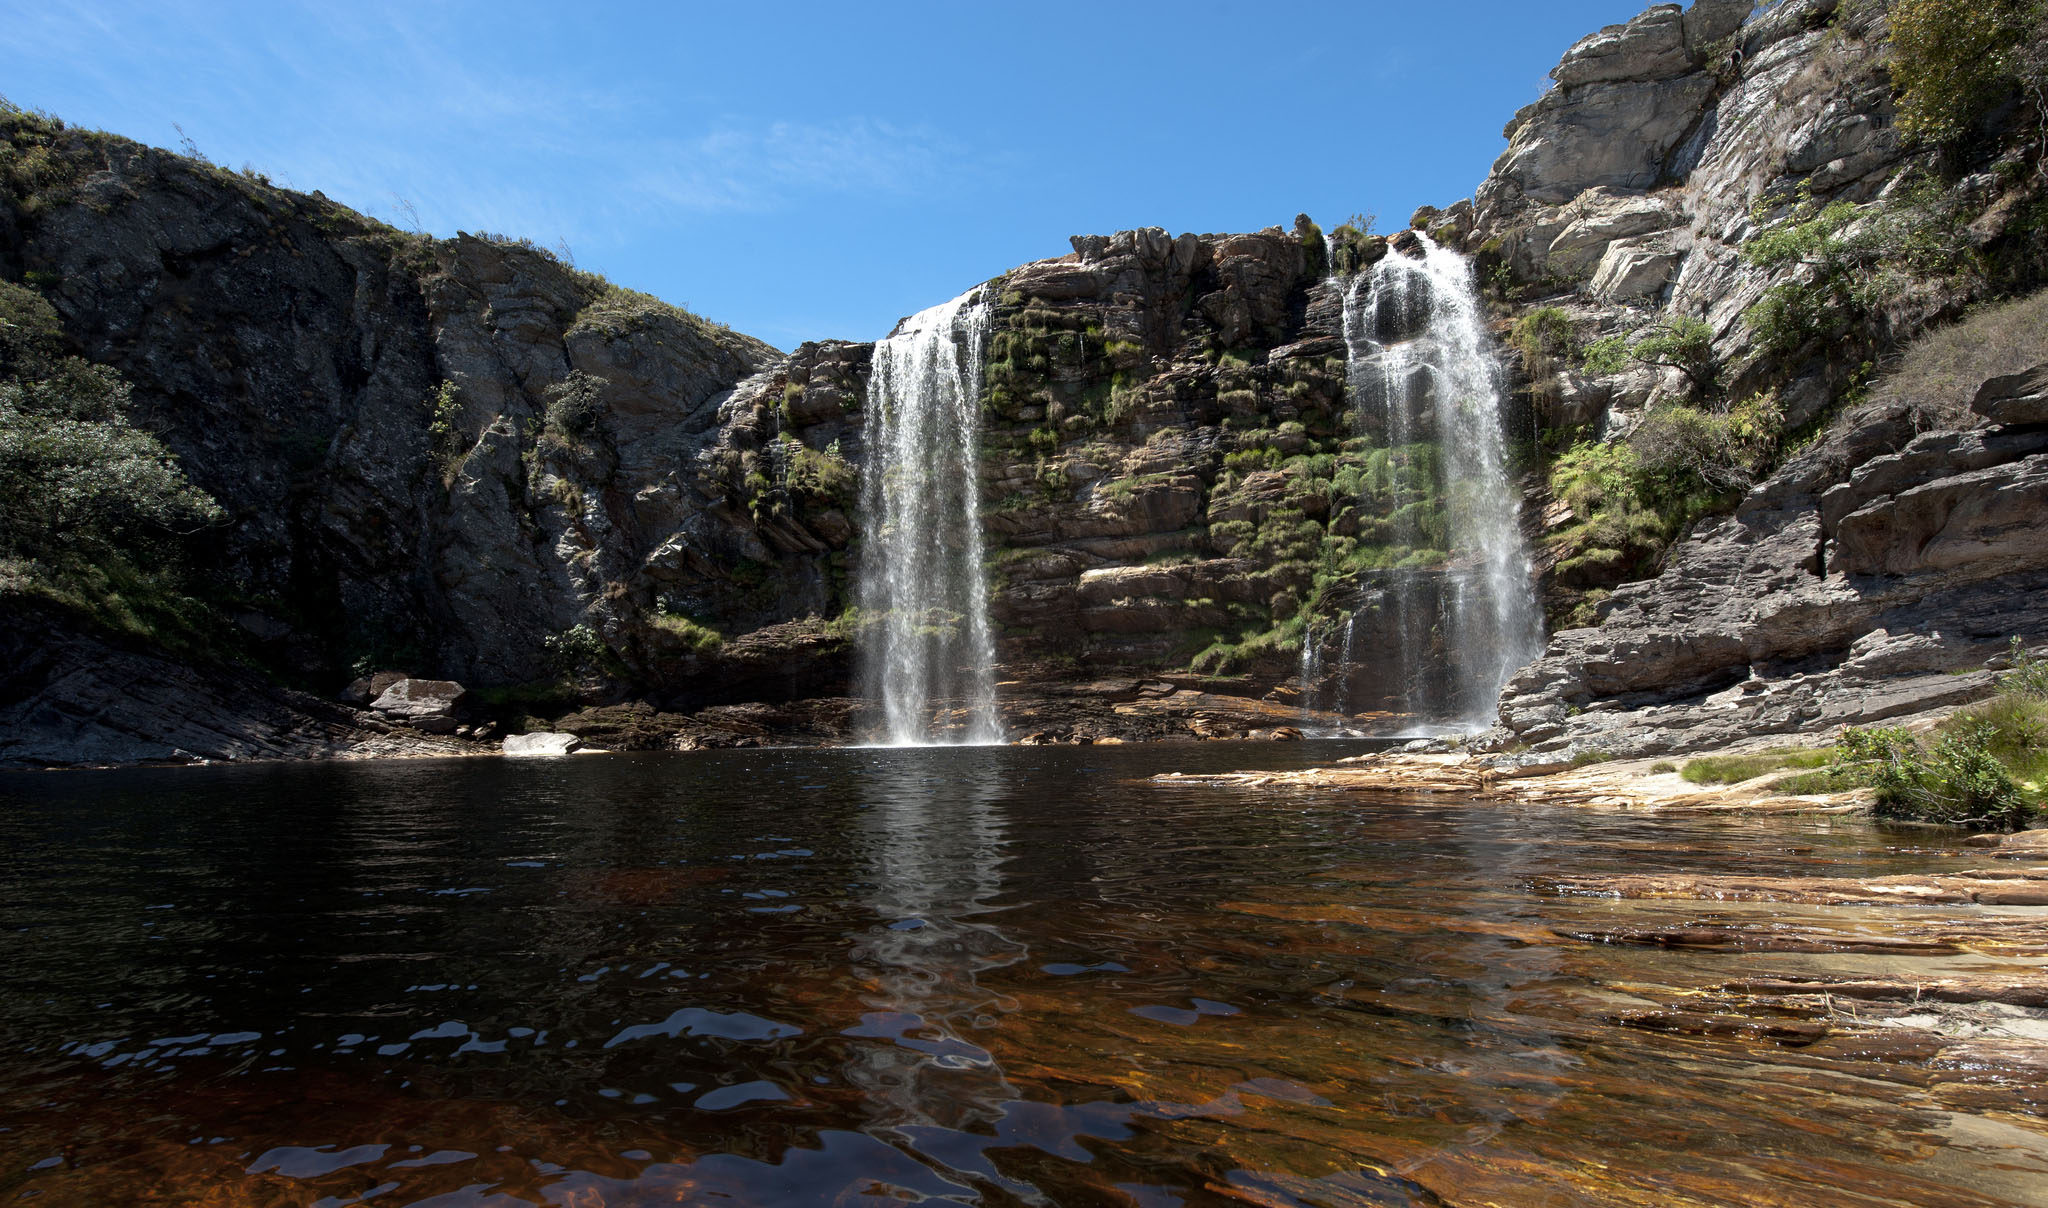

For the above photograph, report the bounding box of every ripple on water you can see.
[2,743,2045,1205]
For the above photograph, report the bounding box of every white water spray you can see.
[1309,235,1544,729]
[857,289,1004,746]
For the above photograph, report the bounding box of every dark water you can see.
[0,744,2041,1206]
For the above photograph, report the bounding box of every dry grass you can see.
[1866,287,2048,426]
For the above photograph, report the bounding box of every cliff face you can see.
[4,113,1388,759]
[1456,0,2048,762]
[0,124,799,687]
[1475,0,1912,420]
[744,226,1350,680]
[6,0,2047,765]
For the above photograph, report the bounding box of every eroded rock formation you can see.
[5,0,2047,764]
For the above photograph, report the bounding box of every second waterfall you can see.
[1303,235,1544,730]
[857,288,1004,746]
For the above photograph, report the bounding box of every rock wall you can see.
[1491,387,2048,761]
[3,113,1407,756]
[1453,0,2048,761]
[0,118,857,716]
[7,0,2048,763]
[1475,0,1911,408]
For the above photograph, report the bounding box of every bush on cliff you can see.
[1543,392,1782,622]
[1888,0,2047,153]
[0,280,225,646]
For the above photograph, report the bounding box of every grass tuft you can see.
[1680,747,1832,785]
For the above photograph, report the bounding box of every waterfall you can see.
[1315,235,1543,730]
[856,288,1003,746]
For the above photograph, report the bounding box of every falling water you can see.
[857,288,1004,746]
[1309,235,1543,729]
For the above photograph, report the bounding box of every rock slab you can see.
[502,732,583,757]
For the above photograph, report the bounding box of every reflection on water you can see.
[0,744,2043,1206]
[845,751,1024,1138]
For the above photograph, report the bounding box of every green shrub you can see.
[0,281,222,558]
[0,279,236,656]
[1297,215,1327,277]
[1888,0,2044,149]
[1510,306,1577,365]
[2003,637,2048,700]
[1836,721,2039,830]
[1190,613,1305,675]
[1628,316,1717,394]
[542,370,605,438]
[784,438,856,506]
[1581,335,1629,376]
[1543,435,1713,592]
[1327,217,1383,276]
[544,623,611,675]
[1741,183,1982,356]
[1629,393,1781,495]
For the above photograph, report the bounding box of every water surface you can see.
[1,744,2041,1205]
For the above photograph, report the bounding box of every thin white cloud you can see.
[0,0,987,243]
[632,118,966,214]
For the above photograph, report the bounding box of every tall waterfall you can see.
[857,288,1004,746]
[1306,235,1543,729]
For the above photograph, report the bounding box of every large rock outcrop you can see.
[7,0,2047,764]
[1471,0,1932,427]
[1437,0,2048,759]
[0,602,474,766]
[1488,397,2048,760]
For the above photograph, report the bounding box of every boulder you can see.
[1551,5,1693,88]
[1589,238,1682,300]
[503,731,583,757]
[1681,0,1753,54]
[1973,363,2048,427]
[340,669,408,707]
[1830,456,2048,578]
[369,679,469,734]
[1544,191,1682,277]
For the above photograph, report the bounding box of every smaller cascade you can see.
[856,288,1004,746]
[1303,234,1544,731]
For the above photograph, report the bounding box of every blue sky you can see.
[2,1,1659,349]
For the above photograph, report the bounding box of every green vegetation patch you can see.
[1740,182,1984,358]
[1542,390,1784,621]
[650,608,723,653]
[1782,641,2048,828]
[1680,746,1832,785]
[0,279,230,656]
[1888,0,2047,151]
